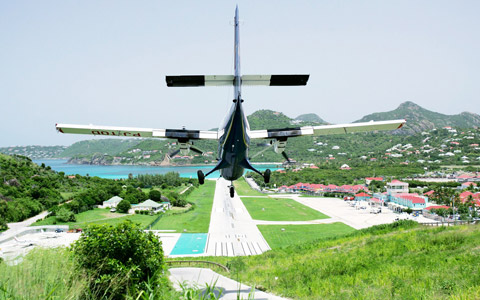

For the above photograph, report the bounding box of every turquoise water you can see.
[33,159,282,179]
[170,233,208,255]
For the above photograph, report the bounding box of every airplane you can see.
[56,7,406,198]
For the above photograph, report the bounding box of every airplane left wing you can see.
[55,124,218,140]
[248,119,406,139]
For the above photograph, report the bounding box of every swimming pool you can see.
[169,233,208,255]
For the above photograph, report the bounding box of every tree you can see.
[116,199,131,213]
[71,221,164,299]
[149,189,162,202]
[56,207,76,222]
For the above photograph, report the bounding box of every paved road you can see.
[0,211,49,243]
[204,178,271,256]
[169,267,288,300]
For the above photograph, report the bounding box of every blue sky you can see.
[1,1,479,146]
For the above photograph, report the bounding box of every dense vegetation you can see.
[195,221,480,300]
[249,161,425,187]
[59,139,141,158]
[0,154,65,229]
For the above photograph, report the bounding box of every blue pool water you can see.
[170,233,208,255]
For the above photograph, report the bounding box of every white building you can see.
[102,196,123,208]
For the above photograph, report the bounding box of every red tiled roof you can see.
[424,190,435,196]
[425,205,450,210]
[355,192,371,197]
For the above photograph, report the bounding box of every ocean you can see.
[33,159,282,179]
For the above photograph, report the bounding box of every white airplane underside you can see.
[56,6,406,198]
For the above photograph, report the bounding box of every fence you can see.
[165,260,230,273]
[421,220,478,226]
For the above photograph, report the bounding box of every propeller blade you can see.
[168,149,181,157]
[190,145,204,155]
[282,151,291,163]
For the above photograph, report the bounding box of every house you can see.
[365,177,383,185]
[340,164,351,170]
[131,199,168,213]
[102,196,123,208]
[355,192,371,201]
[388,193,428,211]
[461,182,477,189]
[386,180,409,197]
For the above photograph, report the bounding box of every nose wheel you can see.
[229,185,235,198]
[264,168,271,184]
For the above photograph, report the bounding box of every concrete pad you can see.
[169,267,288,300]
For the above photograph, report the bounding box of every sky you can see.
[1,1,479,147]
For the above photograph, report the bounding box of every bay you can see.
[33,159,282,179]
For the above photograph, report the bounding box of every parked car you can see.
[55,228,64,233]
[110,208,116,213]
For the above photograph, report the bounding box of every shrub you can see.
[71,221,164,299]
[116,199,131,213]
[56,207,76,222]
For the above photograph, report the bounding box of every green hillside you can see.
[356,101,480,134]
[247,109,293,130]
[58,139,141,158]
[0,154,65,229]
[208,222,480,300]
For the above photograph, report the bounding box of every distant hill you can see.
[58,139,141,158]
[247,110,293,130]
[355,101,480,134]
[295,113,327,124]
[0,145,66,159]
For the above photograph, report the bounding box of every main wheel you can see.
[264,168,271,184]
[229,186,235,198]
[197,170,205,185]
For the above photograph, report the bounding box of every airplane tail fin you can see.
[166,74,309,87]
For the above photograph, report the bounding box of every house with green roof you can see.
[102,196,123,208]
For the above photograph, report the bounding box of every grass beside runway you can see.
[32,208,157,229]
[258,223,356,249]
[150,180,216,232]
[233,177,265,196]
[242,197,329,221]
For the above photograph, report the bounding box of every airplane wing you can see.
[56,124,219,140]
[248,119,406,139]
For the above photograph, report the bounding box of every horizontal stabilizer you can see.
[166,74,309,87]
[166,75,234,87]
[242,74,309,86]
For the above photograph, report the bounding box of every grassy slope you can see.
[151,180,215,232]
[258,223,355,249]
[242,197,328,221]
[0,248,87,299]
[33,208,157,229]
[233,177,265,196]
[210,223,480,300]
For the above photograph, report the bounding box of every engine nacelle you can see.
[179,142,190,155]
[273,139,287,154]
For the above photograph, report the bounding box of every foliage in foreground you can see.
[201,221,480,300]
[71,221,165,299]
[0,248,87,300]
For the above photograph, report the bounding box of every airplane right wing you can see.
[55,124,218,140]
[248,119,406,139]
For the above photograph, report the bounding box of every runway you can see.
[204,178,271,256]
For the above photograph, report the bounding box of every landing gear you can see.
[229,185,235,198]
[263,169,271,184]
[197,170,205,185]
